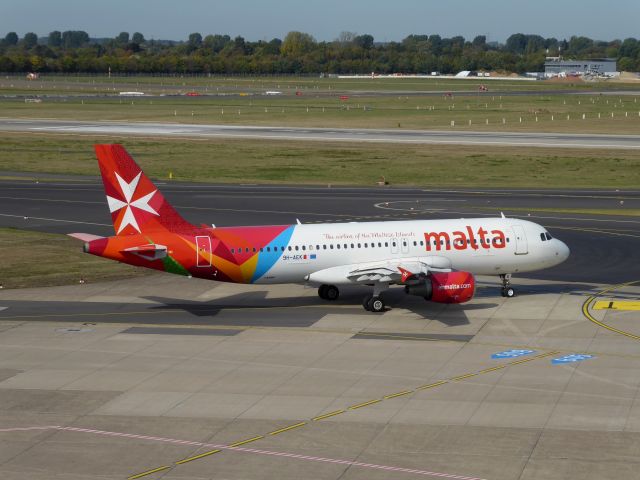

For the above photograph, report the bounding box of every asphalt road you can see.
[2,118,640,149]
[1,176,638,284]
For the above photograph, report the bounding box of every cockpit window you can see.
[540,233,546,241]
[545,232,552,240]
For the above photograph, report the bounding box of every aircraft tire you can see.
[368,296,385,313]
[362,295,373,310]
[318,284,329,299]
[325,285,340,301]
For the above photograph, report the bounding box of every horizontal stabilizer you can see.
[121,243,167,261]
[67,233,105,242]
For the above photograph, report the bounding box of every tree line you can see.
[1,30,639,75]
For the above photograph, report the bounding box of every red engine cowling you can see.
[429,271,475,303]
[405,271,475,304]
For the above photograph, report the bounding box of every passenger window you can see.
[350,243,354,249]
[288,246,292,251]
[330,244,334,249]
[316,245,320,250]
[295,246,299,251]
[392,242,396,247]
[403,241,407,247]
[302,246,306,250]
[357,243,361,248]
[323,245,327,250]
[420,240,424,246]
[385,242,388,247]
[231,248,235,253]
[245,247,250,253]
[413,241,417,246]
[364,243,368,248]
[253,247,256,252]
[344,244,347,249]
[337,244,340,249]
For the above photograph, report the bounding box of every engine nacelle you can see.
[405,271,475,304]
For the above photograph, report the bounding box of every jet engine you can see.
[404,271,475,304]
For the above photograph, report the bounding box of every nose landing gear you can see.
[500,274,515,298]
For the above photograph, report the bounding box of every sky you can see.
[3,0,638,43]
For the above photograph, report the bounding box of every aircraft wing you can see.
[307,256,452,286]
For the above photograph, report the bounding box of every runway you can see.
[2,118,640,149]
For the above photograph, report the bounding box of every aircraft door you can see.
[511,225,528,255]
[196,235,212,266]
[401,238,410,254]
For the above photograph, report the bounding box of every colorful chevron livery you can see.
[83,145,295,284]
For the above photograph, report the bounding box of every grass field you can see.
[0,228,148,289]
[3,90,640,134]
[1,133,638,188]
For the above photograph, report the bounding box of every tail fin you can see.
[95,144,193,235]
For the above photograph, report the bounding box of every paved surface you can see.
[1,276,640,480]
[1,178,638,284]
[2,167,640,478]
[2,118,640,149]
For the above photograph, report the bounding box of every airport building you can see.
[544,58,617,75]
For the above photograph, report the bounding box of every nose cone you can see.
[555,239,570,264]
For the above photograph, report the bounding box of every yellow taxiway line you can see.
[128,350,559,479]
[582,282,640,341]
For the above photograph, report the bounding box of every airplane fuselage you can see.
[87,217,569,286]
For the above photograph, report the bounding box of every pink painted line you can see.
[0,425,61,432]
[2,425,487,480]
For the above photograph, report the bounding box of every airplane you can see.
[70,144,570,313]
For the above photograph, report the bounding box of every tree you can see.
[116,32,130,45]
[338,31,357,44]
[48,31,62,47]
[506,33,527,54]
[188,32,202,48]
[281,31,316,57]
[62,31,89,48]
[132,32,145,44]
[4,32,18,46]
[22,32,38,49]
[472,35,486,49]
[354,34,374,50]
[233,35,246,53]
[203,34,230,53]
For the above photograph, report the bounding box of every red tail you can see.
[95,144,194,235]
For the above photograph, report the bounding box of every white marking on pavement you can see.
[0,425,488,480]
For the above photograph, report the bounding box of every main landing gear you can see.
[362,282,389,313]
[318,284,340,301]
[318,283,388,313]
[500,274,515,298]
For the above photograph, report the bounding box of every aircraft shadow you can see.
[141,287,500,326]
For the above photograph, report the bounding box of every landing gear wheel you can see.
[324,285,339,301]
[367,296,385,313]
[318,285,329,299]
[499,274,514,299]
[362,294,373,311]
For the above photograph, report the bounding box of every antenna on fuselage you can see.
[500,212,506,218]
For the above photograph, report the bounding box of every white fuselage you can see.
[256,217,569,284]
